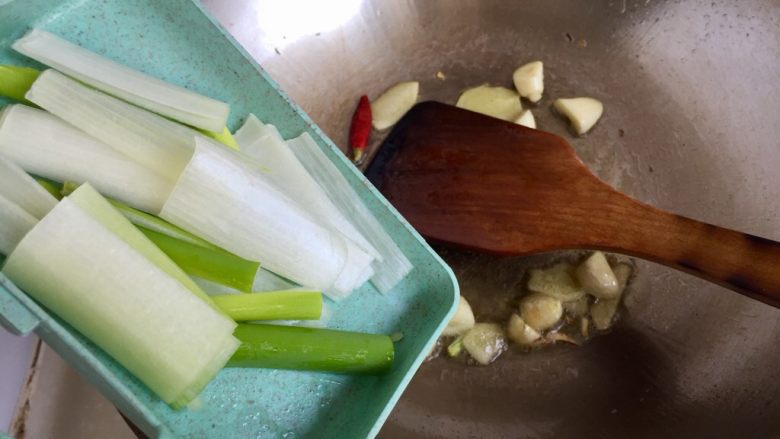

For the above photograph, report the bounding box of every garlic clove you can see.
[371,81,419,130]
[514,109,536,129]
[527,262,585,302]
[519,292,563,332]
[442,295,476,336]
[553,97,603,135]
[576,251,620,299]
[456,85,523,121]
[507,313,541,346]
[512,61,544,102]
[462,323,507,365]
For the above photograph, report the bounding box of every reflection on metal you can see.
[254,0,363,50]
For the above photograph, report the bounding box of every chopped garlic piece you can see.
[591,297,619,331]
[442,295,476,336]
[553,97,603,135]
[613,263,633,293]
[456,85,523,121]
[512,61,544,102]
[371,81,419,130]
[576,251,619,299]
[520,293,563,332]
[514,110,536,129]
[590,263,631,330]
[462,323,506,365]
[527,262,585,301]
[507,314,541,346]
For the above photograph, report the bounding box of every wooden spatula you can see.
[366,101,780,307]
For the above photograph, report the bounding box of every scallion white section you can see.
[0,194,37,255]
[287,133,413,293]
[68,184,215,308]
[0,105,172,213]
[0,154,57,219]
[25,70,198,181]
[160,138,374,299]
[13,29,229,132]
[2,196,238,408]
[234,114,380,260]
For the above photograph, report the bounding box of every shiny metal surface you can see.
[204,1,780,437]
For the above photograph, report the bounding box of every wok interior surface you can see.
[205,0,780,437]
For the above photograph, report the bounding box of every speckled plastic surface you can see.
[0,1,458,437]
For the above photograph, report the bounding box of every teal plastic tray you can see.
[0,1,458,437]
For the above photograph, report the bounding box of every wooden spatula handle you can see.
[590,197,780,307]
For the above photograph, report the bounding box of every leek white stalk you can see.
[2,191,238,408]
[13,29,229,132]
[67,184,215,308]
[234,115,380,260]
[25,70,199,181]
[160,138,375,299]
[0,104,172,213]
[0,194,37,255]
[287,133,413,293]
[0,154,57,218]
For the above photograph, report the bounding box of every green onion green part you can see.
[211,290,322,321]
[0,65,38,102]
[200,126,239,151]
[229,324,394,374]
[60,180,79,196]
[108,198,218,250]
[447,335,464,357]
[34,177,62,200]
[139,226,260,293]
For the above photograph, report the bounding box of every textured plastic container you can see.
[0,1,458,437]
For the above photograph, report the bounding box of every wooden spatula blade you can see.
[367,101,614,254]
[366,101,780,307]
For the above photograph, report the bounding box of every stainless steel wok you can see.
[205,1,780,437]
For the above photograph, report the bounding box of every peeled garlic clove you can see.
[519,293,563,332]
[456,85,523,121]
[514,109,536,129]
[507,313,541,346]
[553,97,603,135]
[462,323,507,365]
[442,295,476,336]
[512,61,544,102]
[527,262,585,301]
[591,297,620,331]
[613,263,633,293]
[371,81,419,130]
[590,262,629,331]
[576,251,619,299]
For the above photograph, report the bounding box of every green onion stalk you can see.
[212,290,322,321]
[229,324,394,374]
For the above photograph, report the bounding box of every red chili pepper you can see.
[349,95,372,164]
